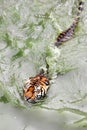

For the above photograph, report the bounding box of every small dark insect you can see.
[23,74,49,103]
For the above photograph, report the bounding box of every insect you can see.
[23,1,84,103]
[23,73,49,103]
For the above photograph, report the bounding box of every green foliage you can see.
[0,95,9,103]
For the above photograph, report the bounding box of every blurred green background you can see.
[0,0,87,129]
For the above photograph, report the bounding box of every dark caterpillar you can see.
[55,1,84,47]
